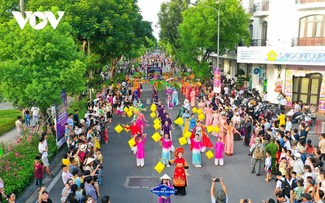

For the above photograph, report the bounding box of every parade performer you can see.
[123,122,142,154]
[169,148,189,196]
[175,104,185,119]
[189,113,197,132]
[211,110,220,137]
[190,88,196,107]
[198,99,205,112]
[161,120,173,139]
[160,134,173,167]
[172,88,179,106]
[218,113,228,144]
[191,134,204,167]
[184,99,190,111]
[190,121,213,149]
[225,121,240,156]
[205,104,213,126]
[158,174,174,203]
[135,133,147,167]
[182,109,190,132]
[214,136,225,166]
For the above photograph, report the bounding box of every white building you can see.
[236,0,325,112]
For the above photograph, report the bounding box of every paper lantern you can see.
[205,150,214,159]
[151,132,161,142]
[114,124,123,133]
[124,125,130,132]
[123,107,129,112]
[213,126,220,133]
[198,114,205,121]
[154,161,165,174]
[197,109,203,114]
[207,126,213,133]
[183,131,192,138]
[127,111,133,117]
[174,117,184,125]
[150,112,156,118]
[179,137,187,146]
[192,107,198,113]
[154,123,161,130]
[128,138,136,148]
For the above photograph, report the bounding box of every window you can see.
[299,15,325,45]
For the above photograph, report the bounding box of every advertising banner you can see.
[213,67,221,93]
[55,91,68,147]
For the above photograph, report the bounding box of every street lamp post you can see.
[190,2,224,67]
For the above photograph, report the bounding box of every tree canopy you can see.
[0,15,86,112]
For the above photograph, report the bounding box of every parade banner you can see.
[213,67,221,93]
[150,185,176,197]
[55,91,68,148]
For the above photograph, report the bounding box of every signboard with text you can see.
[55,91,68,147]
[237,46,325,66]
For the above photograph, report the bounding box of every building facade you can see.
[237,0,325,112]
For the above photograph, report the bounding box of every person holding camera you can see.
[210,177,228,203]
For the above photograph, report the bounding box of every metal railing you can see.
[296,0,325,4]
[250,39,267,46]
[253,1,269,12]
[292,37,325,46]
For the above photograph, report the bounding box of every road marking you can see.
[46,172,61,192]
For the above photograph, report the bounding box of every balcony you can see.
[295,0,325,10]
[292,37,325,46]
[253,1,269,17]
[251,39,267,46]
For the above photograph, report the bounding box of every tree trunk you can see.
[40,108,48,133]
[110,58,117,79]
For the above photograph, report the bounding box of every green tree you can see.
[158,0,190,56]
[178,0,250,78]
[0,18,86,121]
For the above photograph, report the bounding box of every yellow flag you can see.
[174,117,183,125]
[151,132,161,142]
[213,126,220,133]
[124,125,130,132]
[183,131,192,138]
[207,126,213,133]
[192,107,198,113]
[150,112,156,118]
[127,111,133,117]
[128,138,136,148]
[198,114,205,121]
[179,137,187,146]
[205,150,214,159]
[114,124,123,133]
[123,107,129,112]
[153,118,160,124]
[197,109,203,114]
[150,104,157,111]
[154,161,165,174]
[154,123,161,130]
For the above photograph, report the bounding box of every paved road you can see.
[0,102,13,110]
[39,84,279,203]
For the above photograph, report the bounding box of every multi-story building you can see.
[237,0,325,112]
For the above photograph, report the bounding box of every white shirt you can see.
[38,141,48,159]
[15,120,23,132]
[31,106,39,116]
[224,87,229,95]
[285,121,292,132]
[293,159,304,175]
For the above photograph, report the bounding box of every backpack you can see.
[280,179,291,198]
[253,144,263,160]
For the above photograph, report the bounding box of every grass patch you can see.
[0,109,21,136]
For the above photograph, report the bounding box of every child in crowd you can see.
[264,151,272,182]
[34,156,44,190]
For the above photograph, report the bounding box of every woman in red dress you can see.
[169,147,189,196]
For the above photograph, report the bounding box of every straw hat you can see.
[174,147,184,157]
[160,174,171,180]
[85,158,95,165]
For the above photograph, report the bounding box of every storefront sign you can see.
[274,80,283,93]
[237,46,325,65]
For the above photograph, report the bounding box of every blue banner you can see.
[150,185,176,198]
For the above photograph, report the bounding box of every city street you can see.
[39,85,279,203]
